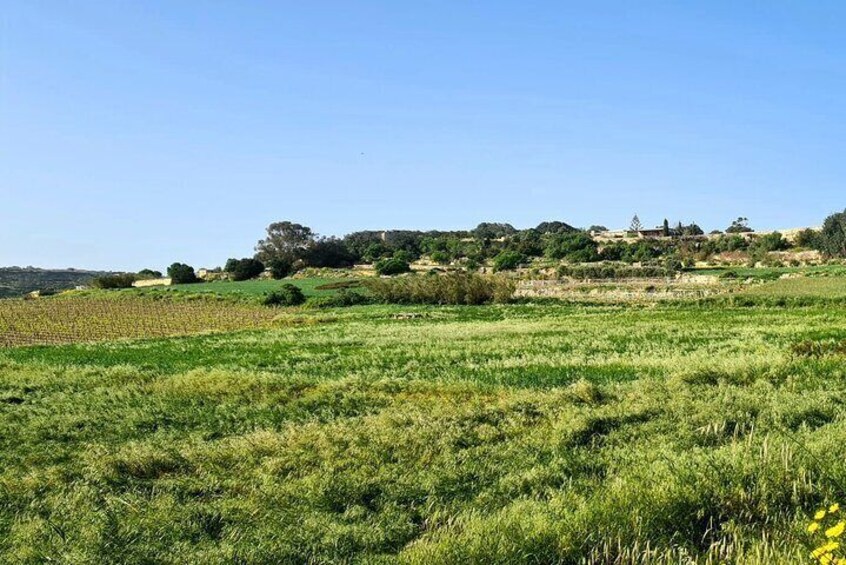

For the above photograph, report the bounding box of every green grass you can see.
[169,277,357,297]
[693,264,846,280]
[737,276,846,300]
[3,292,846,561]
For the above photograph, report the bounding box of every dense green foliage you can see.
[2,295,846,562]
[266,258,294,279]
[167,262,199,284]
[261,283,306,306]
[224,258,265,281]
[365,273,515,305]
[492,250,524,272]
[91,272,139,289]
[820,210,846,258]
[375,257,411,276]
[240,210,841,275]
[544,232,599,262]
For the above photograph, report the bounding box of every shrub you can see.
[430,251,450,265]
[557,263,674,280]
[306,289,372,308]
[375,257,411,276]
[364,273,515,305]
[492,251,524,272]
[795,228,821,249]
[224,258,266,281]
[92,273,139,289]
[167,263,199,284]
[262,284,306,307]
[751,232,789,253]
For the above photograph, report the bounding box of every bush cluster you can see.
[306,289,372,308]
[92,273,139,289]
[364,273,515,305]
[557,263,675,280]
[492,251,524,272]
[262,284,306,307]
[375,257,411,276]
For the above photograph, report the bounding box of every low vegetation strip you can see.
[0,297,278,347]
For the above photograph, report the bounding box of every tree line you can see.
[93,210,846,287]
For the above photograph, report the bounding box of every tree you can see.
[473,222,517,240]
[819,210,846,257]
[167,263,198,284]
[726,217,753,233]
[255,222,315,263]
[588,225,608,233]
[629,215,642,233]
[508,230,544,257]
[224,258,265,281]
[681,223,704,236]
[544,232,599,262]
[662,219,670,237]
[534,221,576,234]
[137,269,162,279]
[301,238,356,268]
[267,258,294,279]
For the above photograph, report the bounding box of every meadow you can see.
[167,277,358,299]
[1,277,846,563]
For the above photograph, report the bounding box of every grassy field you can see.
[736,276,846,300]
[694,264,846,280]
[2,278,846,562]
[166,277,357,298]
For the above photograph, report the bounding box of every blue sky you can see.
[2,1,845,270]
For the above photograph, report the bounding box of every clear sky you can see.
[2,1,845,271]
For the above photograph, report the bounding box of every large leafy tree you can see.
[819,210,846,257]
[167,263,198,284]
[224,257,265,281]
[302,238,356,268]
[255,222,315,263]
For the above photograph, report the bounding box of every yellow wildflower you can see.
[809,521,821,533]
[825,521,845,539]
[831,503,841,513]
[812,541,839,559]
[816,509,828,520]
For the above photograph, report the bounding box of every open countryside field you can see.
[2,277,846,563]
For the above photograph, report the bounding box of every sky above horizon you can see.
[2,1,846,271]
